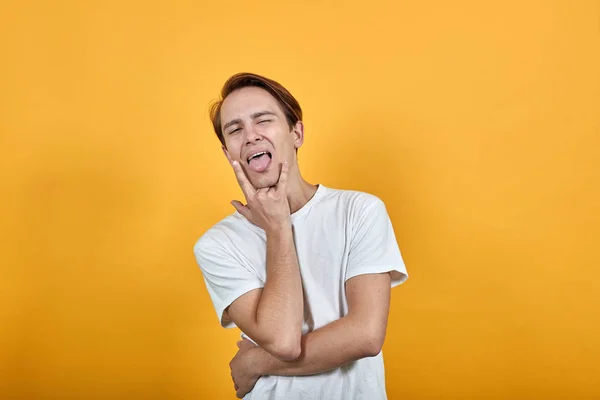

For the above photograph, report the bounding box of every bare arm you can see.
[225,224,303,361]
[248,272,391,375]
[225,161,303,361]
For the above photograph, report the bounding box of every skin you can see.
[219,86,392,399]
[218,86,316,362]
[220,86,317,213]
[230,273,391,398]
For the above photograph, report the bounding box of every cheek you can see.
[225,140,242,157]
[223,149,237,163]
[275,127,295,146]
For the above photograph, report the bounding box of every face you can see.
[220,86,304,189]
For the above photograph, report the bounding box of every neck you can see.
[285,170,318,214]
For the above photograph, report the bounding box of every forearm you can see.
[253,313,379,376]
[255,223,303,355]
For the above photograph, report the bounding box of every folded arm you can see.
[224,225,304,361]
[249,272,391,376]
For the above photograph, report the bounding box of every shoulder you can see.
[320,185,387,215]
[193,212,255,256]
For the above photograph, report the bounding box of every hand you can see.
[230,161,291,234]
[230,338,260,398]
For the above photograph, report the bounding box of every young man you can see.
[193,72,408,399]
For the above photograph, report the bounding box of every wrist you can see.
[265,219,292,236]
[249,346,271,377]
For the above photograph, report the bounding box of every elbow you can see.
[363,342,383,358]
[268,332,302,361]
[272,343,302,361]
[362,329,386,358]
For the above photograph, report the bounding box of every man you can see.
[193,72,408,399]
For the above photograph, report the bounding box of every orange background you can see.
[2,1,599,399]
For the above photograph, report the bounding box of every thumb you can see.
[231,200,251,220]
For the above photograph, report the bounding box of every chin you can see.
[250,173,279,189]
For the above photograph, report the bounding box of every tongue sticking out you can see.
[248,154,271,172]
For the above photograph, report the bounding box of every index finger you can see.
[232,160,256,197]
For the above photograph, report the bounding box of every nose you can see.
[244,125,263,144]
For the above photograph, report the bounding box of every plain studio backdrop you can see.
[1,1,599,399]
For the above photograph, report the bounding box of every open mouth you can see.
[246,151,272,172]
[247,151,272,164]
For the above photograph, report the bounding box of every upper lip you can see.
[245,148,272,163]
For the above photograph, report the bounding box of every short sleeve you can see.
[345,197,408,287]
[194,236,264,328]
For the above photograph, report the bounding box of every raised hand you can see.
[230,160,291,234]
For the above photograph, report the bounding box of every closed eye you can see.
[229,127,241,135]
[258,119,272,124]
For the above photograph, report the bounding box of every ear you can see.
[222,145,232,163]
[292,121,305,150]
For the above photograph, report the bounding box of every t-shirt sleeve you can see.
[345,197,408,287]
[194,236,264,328]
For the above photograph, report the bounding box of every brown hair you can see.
[209,72,303,146]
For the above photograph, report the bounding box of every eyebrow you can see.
[222,111,278,132]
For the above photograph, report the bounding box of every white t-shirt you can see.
[193,184,408,400]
